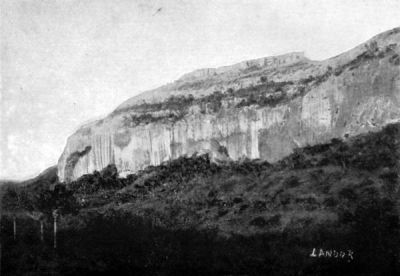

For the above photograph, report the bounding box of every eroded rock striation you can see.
[58,28,400,182]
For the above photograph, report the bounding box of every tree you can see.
[31,184,78,217]
[1,186,32,212]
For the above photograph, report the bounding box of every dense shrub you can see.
[1,183,78,219]
[2,123,400,275]
[3,195,399,276]
[278,123,400,171]
[249,216,267,227]
[70,164,124,194]
[283,175,301,188]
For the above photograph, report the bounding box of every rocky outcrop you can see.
[58,27,400,182]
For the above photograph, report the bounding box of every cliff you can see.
[58,27,400,183]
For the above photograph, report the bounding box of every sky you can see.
[0,0,399,180]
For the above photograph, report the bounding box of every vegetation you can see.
[114,94,195,116]
[114,41,399,130]
[333,43,398,76]
[1,123,400,275]
[120,94,195,127]
[120,80,301,127]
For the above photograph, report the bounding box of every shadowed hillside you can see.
[1,124,400,275]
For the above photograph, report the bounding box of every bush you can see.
[350,193,400,274]
[284,176,301,189]
[249,216,267,227]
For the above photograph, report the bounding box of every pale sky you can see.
[1,0,399,180]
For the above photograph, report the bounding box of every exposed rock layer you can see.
[58,28,400,182]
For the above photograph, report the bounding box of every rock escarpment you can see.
[58,28,400,183]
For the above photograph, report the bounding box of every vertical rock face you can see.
[58,27,400,183]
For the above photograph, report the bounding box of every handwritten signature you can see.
[310,248,354,262]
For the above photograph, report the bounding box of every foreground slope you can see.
[2,123,400,275]
[58,27,400,182]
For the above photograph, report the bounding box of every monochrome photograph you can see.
[1,0,400,275]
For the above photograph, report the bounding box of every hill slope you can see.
[57,27,400,182]
[2,123,400,275]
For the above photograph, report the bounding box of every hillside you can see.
[2,123,399,275]
[57,27,400,182]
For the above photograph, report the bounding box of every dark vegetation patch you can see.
[2,123,400,275]
[113,94,195,118]
[118,80,303,128]
[334,42,398,75]
[119,92,227,127]
[113,42,398,129]
[249,216,268,227]
[389,53,400,65]
[2,188,399,275]
[278,123,400,171]
[123,112,186,127]
[64,146,92,183]
[233,80,298,108]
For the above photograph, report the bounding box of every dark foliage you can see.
[233,81,295,108]
[2,193,399,276]
[1,182,79,219]
[279,123,400,171]
[132,154,221,189]
[2,123,400,275]
[119,76,326,127]
[333,43,398,76]
[114,41,398,131]
[70,164,123,194]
